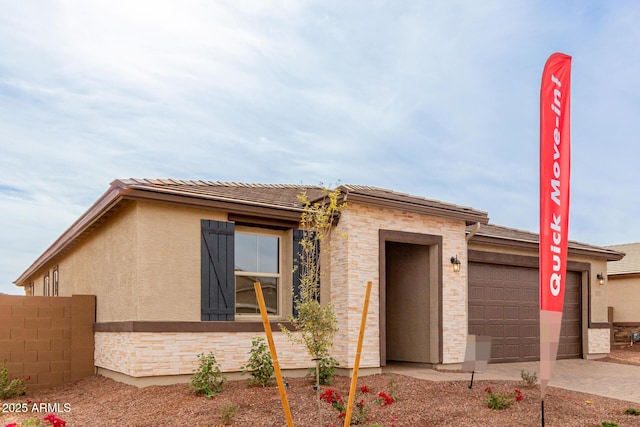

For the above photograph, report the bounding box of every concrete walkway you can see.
[384,359,640,403]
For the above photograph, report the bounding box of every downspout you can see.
[466,222,481,242]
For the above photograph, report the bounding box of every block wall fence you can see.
[0,295,96,390]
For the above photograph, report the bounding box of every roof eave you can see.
[469,233,626,261]
[344,193,489,225]
[14,182,307,286]
[14,185,124,285]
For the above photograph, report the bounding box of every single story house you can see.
[605,242,640,344]
[14,179,624,386]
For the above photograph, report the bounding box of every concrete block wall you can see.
[0,295,95,390]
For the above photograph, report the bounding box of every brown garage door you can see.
[468,263,581,363]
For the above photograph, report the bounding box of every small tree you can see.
[280,187,345,425]
[281,187,344,358]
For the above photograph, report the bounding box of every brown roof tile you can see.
[339,184,489,225]
[115,179,325,211]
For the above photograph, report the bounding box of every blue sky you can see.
[1,1,639,295]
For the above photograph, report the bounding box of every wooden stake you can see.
[254,282,294,427]
[343,281,373,427]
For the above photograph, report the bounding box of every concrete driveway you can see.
[385,359,640,403]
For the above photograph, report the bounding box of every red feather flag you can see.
[539,52,572,405]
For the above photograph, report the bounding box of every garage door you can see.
[468,263,581,363]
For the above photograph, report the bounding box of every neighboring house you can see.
[605,243,640,344]
[14,179,624,386]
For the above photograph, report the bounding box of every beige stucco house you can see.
[605,243,640,344]
[14,179,624,386]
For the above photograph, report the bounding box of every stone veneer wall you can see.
[94,331,310,377]
[587,328,611,354]
[329,203,468,368]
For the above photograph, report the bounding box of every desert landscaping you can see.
[2,346,640,427]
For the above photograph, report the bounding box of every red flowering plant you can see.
[320,383,396,425]
[43,414,66,427]
[483,386,524,410]
[4,413,66,427]
[375,391,394,406]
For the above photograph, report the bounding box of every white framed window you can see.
[234,229,281,316]
[53,266,59,297]
[44,272,50,296]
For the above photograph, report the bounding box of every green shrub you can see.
[190,352,226,398]
[387,374,399,402]
[626,408,640,415]
[484,391,513,410]
[600,422,619,427]
[308,356,339,385]
[219,402,239,425]
[520,369,537,387]
[1,364,27,399]
[241,336,274,387]
[483,387,522,410]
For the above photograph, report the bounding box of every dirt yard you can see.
[2,346,640,427]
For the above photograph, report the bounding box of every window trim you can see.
[44,271,50,296]
[53,266,59,297]
[234,226,284,318]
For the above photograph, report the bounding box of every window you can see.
[201,219,297,322]
[53,266,59,296]
[235,232,280,315]
[44,272,50,296]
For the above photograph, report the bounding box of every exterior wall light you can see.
[451,255,462,273]
[597,273,605,286]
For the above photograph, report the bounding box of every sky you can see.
[1,1,639,295]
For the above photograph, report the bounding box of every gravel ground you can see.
[1,346,639,427]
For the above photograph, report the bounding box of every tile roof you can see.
[15,179,489,285]
[605,243,640,275]
[115,179,325,211]
[468,223,625,261]
[338,184,488,224]
[114,180,490,224]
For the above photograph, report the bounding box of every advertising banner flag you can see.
[539,52,572,402]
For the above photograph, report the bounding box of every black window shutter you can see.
[292,229,319,318]
[201,220,235,321]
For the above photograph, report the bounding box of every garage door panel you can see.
[469,286,484,300]
[469,306,484,322]
[487,306,503,320]
[505,288,519,301]
[505,324,519,339]
[504,343,520,360]
[488,287,503,301]
[469,323,484,336]
[520,288,537,302]
[521,306,537,320]
[491,344,504,360]
[469,263,582,363]
[521,323,538,339]
[522,342,538,360]
[504,306,518,320]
